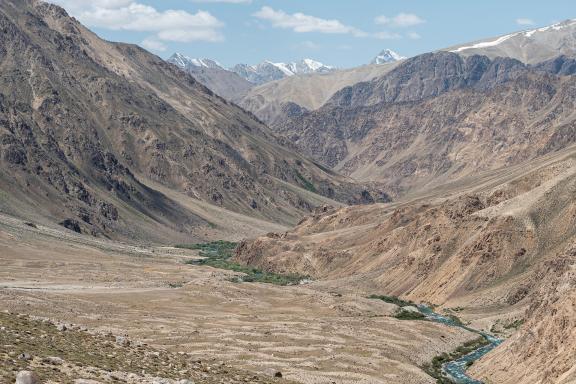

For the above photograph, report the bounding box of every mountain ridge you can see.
[0,0,382,242]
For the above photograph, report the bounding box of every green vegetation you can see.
[422,337,491,383]
[368,295,425,321]
[181,241,308,286]
[175,240,237,253]
[447,314,464,326]
[368,294,415,307]
[394,309,426,320]
[294,170,317,193]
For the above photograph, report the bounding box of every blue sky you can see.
[50,0,576,68]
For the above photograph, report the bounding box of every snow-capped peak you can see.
[168,53,223,70]
[261,59,334,76]
[263,61,295,76]
[371,49,406,65]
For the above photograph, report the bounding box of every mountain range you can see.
[168,54,337,86]
[3,2,576,383]
[0,0,383,243]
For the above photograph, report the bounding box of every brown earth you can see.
[235,145,576,384]
[0,212,476,384]
[270,53,576,198]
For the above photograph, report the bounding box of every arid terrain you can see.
[2,1,576,383]
[235,144,576,384]
[0,213,476,384]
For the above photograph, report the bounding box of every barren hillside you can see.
[235,145,576,384]
[0,0,383,242]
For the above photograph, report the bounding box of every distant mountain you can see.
[448,19,576,63]
[168,53,252,101]
[168,53,223,70]
[168,53,336,97]
[231,59,335,85]
[371,49,406,64]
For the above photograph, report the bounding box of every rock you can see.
[18,353,32,360]
[43,356,64,365]
[178,380,195,384]
[59,219,82,233]
[16,371,38,384]
[115,335,130,346]
[56,324,67,331]
[74,380,102,384]
[263,368,282,378]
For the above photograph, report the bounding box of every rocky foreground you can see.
[0,312,287,384]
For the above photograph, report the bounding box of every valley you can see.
[0,215,476,384]
[1,1,576,383]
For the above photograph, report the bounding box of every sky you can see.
[49,0,576,68]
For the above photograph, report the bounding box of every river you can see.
[417,305,504,384]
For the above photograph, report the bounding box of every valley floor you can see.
[0,214,477,384]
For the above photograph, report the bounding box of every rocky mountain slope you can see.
[448,19,576,64]
[269,52,576,195]
[235,144,576,384]
[168,50,404,124]
[238,20,576,126]
[0,0,379,242]
[239,62,400,125]
[231,59,334,85]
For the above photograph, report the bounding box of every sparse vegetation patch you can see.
[181,241,308,286]
[394,309,426,321]
[294,170,317,193]
[368,294,415,307]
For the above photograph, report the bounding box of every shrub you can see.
[394,309,426,321]
[181,241,308,286]
[368,294,415,307]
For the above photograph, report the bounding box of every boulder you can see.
[17,353,32,360]
[43,356,64,365]
[16,371,38,384]
[263,368,283,378]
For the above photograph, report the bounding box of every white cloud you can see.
[407,31,421,39]
[140,38,167,52]
[253,6,366,37]
[516,18,535,26]
[48,0,224,44]
[375,13,425,28]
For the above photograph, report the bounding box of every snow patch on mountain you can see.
[453,19,576,52]
[231,59,334,84]
[168,53,223,70]
[371,49,406,65]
